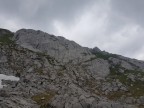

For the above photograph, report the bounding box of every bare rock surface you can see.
[0,28,144,108]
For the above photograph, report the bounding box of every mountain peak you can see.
[0,28,144,108]
[0,28,13,36]
[14,28,91,63]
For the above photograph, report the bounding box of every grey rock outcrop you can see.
[14,29,92,63]
[0,28,143,108]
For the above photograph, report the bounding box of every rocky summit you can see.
[0,28,144,108]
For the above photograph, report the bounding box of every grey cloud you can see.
[0,0,21,20]
[0,0,96,31]
[111,0,144,26]
[97,0,144,59]
[120,34,144,56]
[35,0,95,21]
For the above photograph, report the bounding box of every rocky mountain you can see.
[0,28,144,108]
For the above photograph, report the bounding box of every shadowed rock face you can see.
[0,28,144,108]
[0,28,13,37]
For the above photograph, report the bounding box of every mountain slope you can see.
[0,28,144,108]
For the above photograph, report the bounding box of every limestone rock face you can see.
[82,58,110,79]
[14,29,92,63]
[0,28,144,108]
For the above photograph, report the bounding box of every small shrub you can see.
[95,52,118,60]
[15,72,20,77]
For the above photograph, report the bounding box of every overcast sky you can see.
[0,0,144,60]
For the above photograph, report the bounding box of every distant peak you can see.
[0,28,12,34]
[0,28,13,38]
[91,47,101,54]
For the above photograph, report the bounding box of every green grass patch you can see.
[0,33,14,45]
[107,91,128,100]
[36,68,44,75]
[95,52,118,60]
[108,65,144,98]
[57,71,64,76]
[32,91,55,107]
[85,51,119,62]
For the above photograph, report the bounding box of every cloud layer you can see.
[0,0,144,60]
